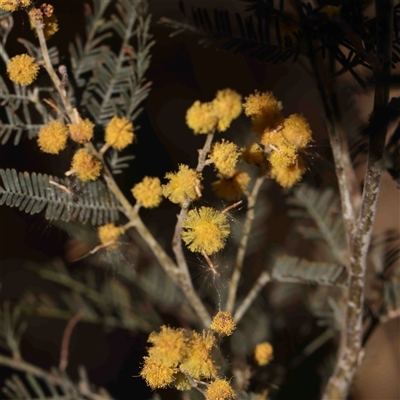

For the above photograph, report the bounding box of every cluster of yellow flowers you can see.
[140,312,236,399]
[98,223,125,250]
[0,0,30,12]
[243,91,313,187]
[29,3,58,39]
[35,114,135,182]
[186,89,242,134]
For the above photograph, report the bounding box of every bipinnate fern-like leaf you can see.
[0,169,121,225]
[0,40,55,145]
[288,185,346,264]
[106,148,135,175]
[159,5,299,64]
[68,0,113,86]
[1,364,115,400]
[272,256,348,288]
[80,0,154,126]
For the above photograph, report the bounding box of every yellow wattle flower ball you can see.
[268,143,298,168]
[270,157,306,188]
[210,311,236,336]
[209,140,240,176]
[29,10,59,39]
[162,164,203,205]
[244,91,284,135]
[147,326,187,367]
[173,372,192,391]
[243,91,282,119]
[71,149,102,182]
[140,357,176,390]
[280,114,313,149]
[37,121,68,154]
[182,206,230,255]
[242,143,267,167]
[105,116,135,150]
[42,14,58,39]
[0,0,31,11]
[206,379,236,400]
[180,331,217,380]
[97,223,124,250]
[212,171,250,201]
[68,119,94,144]
[212,88,242,132]
[131,176,163,208]
[254,342,274,366]
[7,54,39,86]
[186,100,218,134]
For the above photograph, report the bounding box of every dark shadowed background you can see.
[0,1,399,399]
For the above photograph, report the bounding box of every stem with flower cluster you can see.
[32,18,211,329]
[172,133,215,281]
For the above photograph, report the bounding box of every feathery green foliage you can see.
[0,169,121,225]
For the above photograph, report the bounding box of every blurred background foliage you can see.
[0,1,399,399]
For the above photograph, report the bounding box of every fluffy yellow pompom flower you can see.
[270,157,306,188]
[71,149,102,181]
[173,372,192,391]
[180,331,217,380]
[212,171,250,201]
[140,357,176,390]
[29,6,59,40]
[7,54,39,86]
[37,121,68,154]
[206,379,236,400]
[163,164,202,205]
[42,14,58,39]
[182,207,230,255]
[254,342,274,366]
[268,144,297,168]
[210,311,236,336]
[212,89,242,132]
[244,91,284,135]
[280,114,313,149]
[131,177,163,208]
[186,100,218,134]
[68,119,94,144]
[98,223,124,250]
[209,140,240,176]
[242,143,267,167]
[105,116,135,150]
[0,0,31,11]
[147,326,187,367]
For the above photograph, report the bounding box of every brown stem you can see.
[323,1,394,398]
[233,271,271,323]
[226,176,265,313]
[59,310,84,372]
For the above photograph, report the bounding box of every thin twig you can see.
[172,132,215,280]
[31,18,76,122]
[59,310,84,372]
[226,176,265,313]
[202,250,219,275]
[322,1,394,398]
[234,271,271,324]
